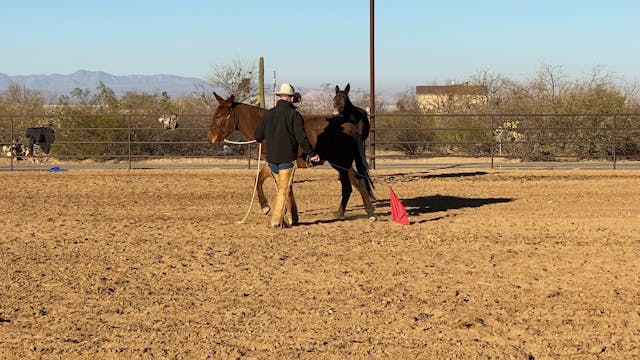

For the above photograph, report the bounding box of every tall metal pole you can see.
[369,0,376,169]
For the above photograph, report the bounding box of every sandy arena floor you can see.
[1,167,639,358]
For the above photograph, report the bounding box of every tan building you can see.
[416,84,488,111]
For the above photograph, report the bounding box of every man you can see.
[254,83,320,228]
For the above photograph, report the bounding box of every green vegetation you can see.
[1,65,639,162]
[381,66,640,160]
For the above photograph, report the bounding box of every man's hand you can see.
[309,154,320,163]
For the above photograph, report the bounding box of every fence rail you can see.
[2,112,640,171]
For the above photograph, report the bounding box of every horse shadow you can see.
[299,193,513,225]
[297,170,510,225]
[299,194,514,225]
[375,194,513,224]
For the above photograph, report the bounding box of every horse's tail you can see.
[353,135,375,200]
[356,108,371,142]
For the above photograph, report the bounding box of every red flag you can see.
[390,188,410,225]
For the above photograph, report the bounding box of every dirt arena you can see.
[1,166,639,359]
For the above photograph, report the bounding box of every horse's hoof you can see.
[262,206,271,215]
[334,212,345,220]
[368,216,377,222]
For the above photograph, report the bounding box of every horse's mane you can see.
[232,101,265,112]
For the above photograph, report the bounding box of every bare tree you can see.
[205,58,257,103]
[295,83,334,114]
[1,82,45,111]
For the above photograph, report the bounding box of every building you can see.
[416,83,488,111]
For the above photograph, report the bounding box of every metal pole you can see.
[273,71,277,108]
[247,142,251,169]
[612,115,617,170]
[369,0,376,169]
[10,116,15,171]
[490,116,495,170]
[127,114,132,170]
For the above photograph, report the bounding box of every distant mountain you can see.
[0,70,213,99]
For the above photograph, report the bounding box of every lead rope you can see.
[224,139,260,224]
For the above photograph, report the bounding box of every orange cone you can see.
[390,188,410,225]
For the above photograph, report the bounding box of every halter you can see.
[211,105,240,137]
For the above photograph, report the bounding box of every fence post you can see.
[127,114,132,170]
[612,115,617,170]
[10,116,15,171]
[247,142,251,169]
[369,113,376,169]
[490,115,495,170]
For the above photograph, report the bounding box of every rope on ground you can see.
[223,139,260,224]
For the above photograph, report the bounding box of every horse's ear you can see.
[213,92,224,103]
[335,85,340,94]
[344,83,350,94]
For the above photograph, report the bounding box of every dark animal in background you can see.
[25,127,55,154]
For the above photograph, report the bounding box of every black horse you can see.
[314,114,374,218]
[332,84,374,198]
[333,83,370,144]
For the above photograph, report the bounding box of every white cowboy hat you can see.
[275,83,296,96]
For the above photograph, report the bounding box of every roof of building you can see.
[416,84,488,96]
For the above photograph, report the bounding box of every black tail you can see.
[353,136,375,200]
[356,107,370,142]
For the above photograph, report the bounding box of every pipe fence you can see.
[2,112,640,171]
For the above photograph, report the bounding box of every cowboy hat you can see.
[275,83,296,96]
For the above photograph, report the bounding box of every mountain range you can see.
[0,70,213,99]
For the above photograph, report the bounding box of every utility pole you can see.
[272,71,277,108]
[369,0,376,169]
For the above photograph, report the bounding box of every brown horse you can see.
[208,92,375,220]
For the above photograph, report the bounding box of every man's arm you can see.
[254,115,266,142]
[292,113,319,161]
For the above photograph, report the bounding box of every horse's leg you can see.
[348,169,376,220]
[335,170,352,220]
[257,164,273,215]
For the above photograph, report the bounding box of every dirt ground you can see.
[1,167,639,359]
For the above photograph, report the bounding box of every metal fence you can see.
[2,112,640,171]
[369,112,640,169]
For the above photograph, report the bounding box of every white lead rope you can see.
[223,139,261,224]
[223,139,257,145]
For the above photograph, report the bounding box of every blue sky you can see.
[2,1,638,92]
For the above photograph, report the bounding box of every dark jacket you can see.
[254,100,316,163]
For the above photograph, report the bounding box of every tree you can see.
[295,83,334,114]
[205,58,257,102]
[1,82,45,113]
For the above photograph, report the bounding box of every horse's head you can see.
[333,83,352,114]
[208,92,237,144]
